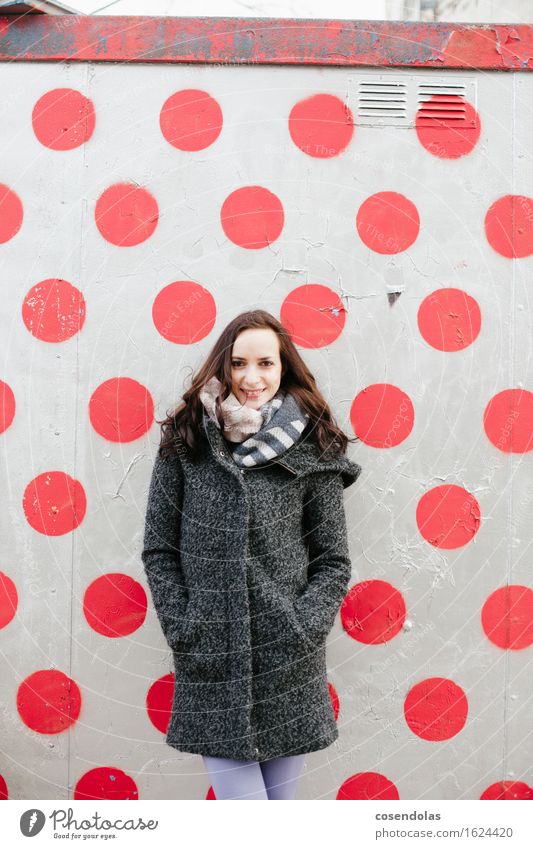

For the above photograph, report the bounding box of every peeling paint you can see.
[0,17,531,69]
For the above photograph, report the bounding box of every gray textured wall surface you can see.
[1,58,532,801]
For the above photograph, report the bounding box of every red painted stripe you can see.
[0,16,531,69]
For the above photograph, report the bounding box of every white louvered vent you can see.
[357,80,408,123]
[417,81,468,123]
[350,74,478,128]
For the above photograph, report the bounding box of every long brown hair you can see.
[157,309,358,461]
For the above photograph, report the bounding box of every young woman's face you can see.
[230,327,283,409]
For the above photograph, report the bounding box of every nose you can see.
[242,367,262,387]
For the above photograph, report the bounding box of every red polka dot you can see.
[404,677,468,741]
[146,673,174,734]
[95,183,158,247]
[415,95,480,159]
[416,484,481,549]
[89,377,154,443]
[481,585,533,650]
[160,89,222,151]
[337,772,400,800]
[0,774,7,800]
[483,388,533,453]
[480,781,533,800]
[288,93,354,158]
[21,278,86,342]
[74,767,138,800]
[152,280,217,344]
[328,682,340,721]
[0,572,18,629]
[83,573,147,638]
[0,380,15,434]
[356,191,420,254]
[17,669,81,734]
[23,472,87,536]
[280,284,346,348]
[0,184,23,244]
[417,288,481,352]
[32,88,95,151]
[341,580,406,644]
[350,384,414,448]
[220,186,284,249]
[485,195,533,259]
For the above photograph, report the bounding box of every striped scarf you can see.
[199,376,310,468]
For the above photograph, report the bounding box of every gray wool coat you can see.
[141,413,362,761]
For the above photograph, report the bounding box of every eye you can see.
[231,360,274,367]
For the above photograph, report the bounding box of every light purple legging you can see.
[203,754,306,800]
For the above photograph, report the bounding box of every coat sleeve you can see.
[141,450,189,650]
[293,470,354,646]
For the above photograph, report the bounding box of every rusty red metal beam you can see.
[0,15,532,69]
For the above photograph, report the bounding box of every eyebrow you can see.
[231,354,275,359]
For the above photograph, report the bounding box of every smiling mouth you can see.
[243,389,265,398]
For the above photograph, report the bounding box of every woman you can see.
[141,309,362,800]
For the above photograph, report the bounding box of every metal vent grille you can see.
[417,82,468,123]
[358,80,408,122]
[351,74,477,128]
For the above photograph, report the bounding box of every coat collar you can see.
[203,414,362,489]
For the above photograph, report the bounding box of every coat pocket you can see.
[256,588,318,654]
[251,589,325,696]
[166,599,196,651]
[277,595,322,653]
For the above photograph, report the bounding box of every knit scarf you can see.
[199,375,310,468]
